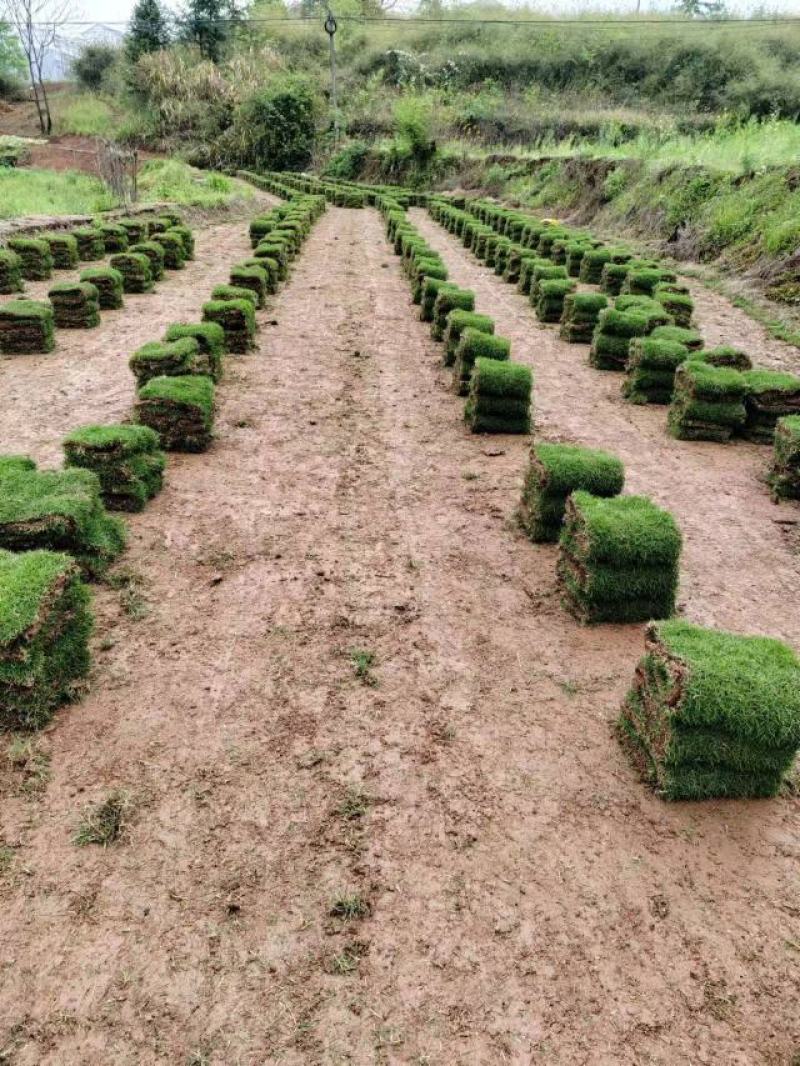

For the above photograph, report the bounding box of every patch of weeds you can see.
[330,892,371,921]
[203,548,236,571]
[0,844,15,877]
[406,557,420,572]
[73,789,132,847]
[7,736,51,795]
[233,417,254,429]
[559,679,579,697]
[703,978,736,1021]
[374,1025,404,1050]
[325,939,368,975]
[338,786,369,821]
[462,470,479,481]
[106,568,149,620]
[348,648,377,687]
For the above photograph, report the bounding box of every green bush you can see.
[73,44,118,91]
[223,78,317,172]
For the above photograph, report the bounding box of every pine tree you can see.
[126,0,171,63]
[179,0,241,64]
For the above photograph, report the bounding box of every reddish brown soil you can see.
[0,204,798,1065]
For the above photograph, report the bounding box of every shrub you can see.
[668,360,748,442]
[224,78,317,172]
[129,337,200,387]
[769,415,800,500]
[79,266,124,310]
[63,423,165,512]
[165,321,225,381]
[519,442,624,543]
[7,237,52,280]
[465,357,532,435]
[48,281,101,329]
[0,300,55,354]
[202,298,255,353]
[135,374,215,452]
[73,43,118,91]
[558,491,681,624]
[0,549,92,730]
[619,620,800,800]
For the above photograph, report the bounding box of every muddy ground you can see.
[0,204,798,1065]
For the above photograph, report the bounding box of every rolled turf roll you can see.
[503,246,531,285]
[229,264,269,309]
[741,369,800,443]
[118,217,149,243]
[0,300,55,354]
[250,216,277,246]
[63,423,165,512]
[130,336,200,387]
[518,257,551,296]
[654,285,694,328]
[621,267,678,296]
[165,321,225,381]
[693,345,752,371]
[43,233,79,269]
[590,309,659,372]
[97,222,129,252]
[443,310,495,367]
[7,237,53,281]
[668,360,748,442]
[0,248,23,294]
[537,229,569,259]
[202,298,256,354]
[623,336,690,405]
[536,277,577,323]
[411,259,448,304]
[168,224,194,260]
[109,252,154,294]
[465,357,532,434]
[454,329,510,396]
[420,278,455,323]
[135,374,215,452]
[650,324,703,350]
[599,261,630,296]
[558,491,681,624]
[519,442,624,542]
[129,241,166,281]
[769,415,800,500]
[432,288,475,342]
[79,266,124,310]
[72,226,105,260]
[618,619,800,800]
[240,255,279,295]
[48,281,101,329]
[151,231,186,269]
[147,216,168,235]
[559,292,608,343]
[0,548,93,730]
[549,236,573,266]
[579,248,615,284]
[565,241,592,277]
[492,239,514,276]
[0,458,126,577]
[211,284,258,309]
[530,264,568,303]
[254,241,289,280]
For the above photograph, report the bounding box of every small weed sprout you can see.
[330,892,371,921]
[74,790,132,847]
[349,648,377,686]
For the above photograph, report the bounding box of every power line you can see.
[18,13,800,26]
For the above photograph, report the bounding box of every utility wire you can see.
[20,13,800,26]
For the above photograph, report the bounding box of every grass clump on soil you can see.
[42,233,79,270]
[135,374,215,453]
[129,337,200,388]
[164,322,225,382]
[560,292,608,344]
[536,277,576,324]
[741,369,800,444]
[558,491,681,624]
[96,222,128,253]
[63,424,165,513]
[668,360,748,442]
[0,249,23,294]
[0,459,126,578]
[7,237,53,281]
[0,548,92,731]
[230,264,268,309]
[623,336,690,405]
[619,620,800,801]
[0,300,55,355]
[152,231,186,270]
[79,267,124,310]
[432,288,475,342]
[769,415,800,501]
[202,299,256,354]
[48,282,101,329]
[74,789,132,847]
[443,309,494,368]
[519,442,624,543]
[454,329,510,396]
[72,226,104,261]
[109,252,154,294]
[465,357,532,435]
[129,241,165,281]
[694,345,752,371]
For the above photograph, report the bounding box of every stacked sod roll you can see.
[110,252,154,294]
[98,222,129,252]
[165,322,225,382]
[72,226,104,260]
[623,336,690,405]
[618,620,800,800]
[0,548,93,730]
[432,287,475,342]
[694,345,752,370]
[202,299,256,354]
[63,424,166,512]
[558,491,682,624]
[230,263,269,309]
[454,329,510,396]
[668,360,748,442]
[80,267,124,310]
[130,241,166,281]
[654,283,694,327]
[536,278,576,323]
[465,358,532,434]
[443,309,495,368]
[7,237,52,280]
[130,337,201,387]
[590,298,672,372]
[519,443,625,543]
[559,293,608,344]
[0,300,55,354]
[0,249,23,294]
[741,369,800,443]
[48,281,101,329]
[43,233,79,269]
[135,375,216,452]
[769,416,800,500]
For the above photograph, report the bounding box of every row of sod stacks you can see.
[110,252,153,294]
[0,249,23,294]
[130,337,200,387]
[203,299,255,353]
[0,547,93,731]
[623,336,690,405]
[536,278,576,324]
[165,322,225,382]
[0,456,126,578]
[0,300,55,354]
[770,416,800,500]
[80,267,124,310]
[741,369,800,443]
[558,491,682,624]
[48,282,101,329]
[454,330,510,396]
[131,241,166,281]
[7,237,52,280]
[43,233,79,269]
[465,358,532,434]
[618,620,800,800]
[560,293,608,343]
[135,375,215,453]
[519,443,625,543]
[64,424,165,512]
[668,361,748,442]
[443,309,494,368]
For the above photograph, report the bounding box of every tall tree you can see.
[0,0,72,134]
[178,0,241,64]
[126,0,171,64]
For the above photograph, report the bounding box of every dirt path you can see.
[0,205,798,1065]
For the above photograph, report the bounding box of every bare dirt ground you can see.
[0,204,798,1065]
